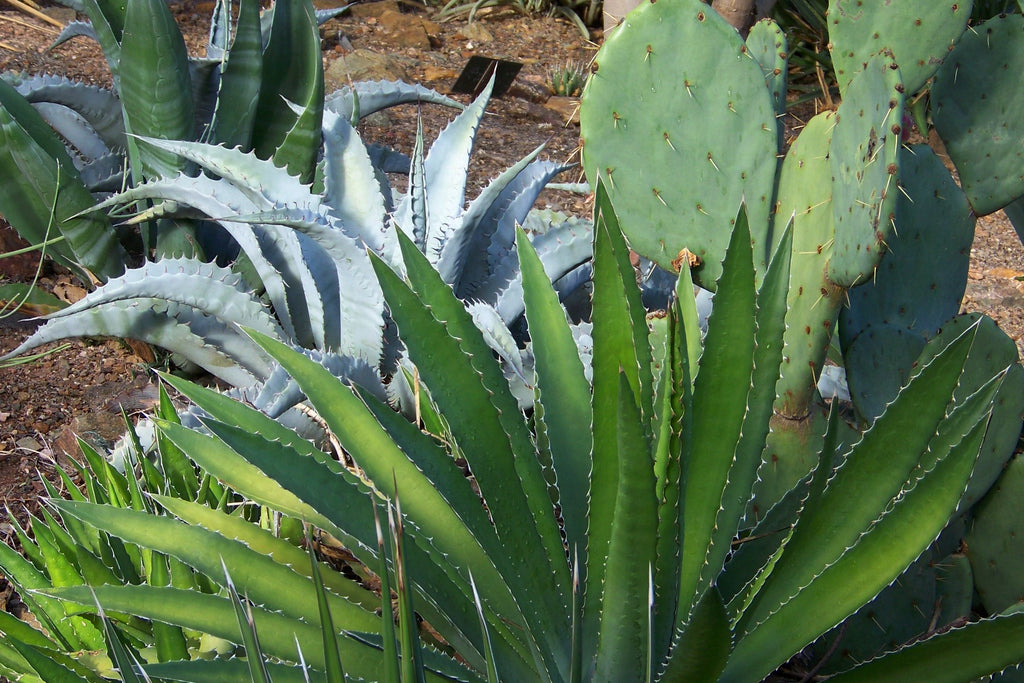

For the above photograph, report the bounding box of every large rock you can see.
[326,49,411,87]
[377,9,435,50]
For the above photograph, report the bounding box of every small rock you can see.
[545,96,581,125]
[15,437,41,453]
[457,22,494,43]
[422,65,460,83]
[326,49,411,87]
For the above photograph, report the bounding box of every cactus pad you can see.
[772,111,841,418]
[827,0,970,96]
[967,454,1024,615]
[932,13,1024,216]
[746,18,789,126]
[580,0,778,289]
[827,53,904,287]
[840,145,975,348]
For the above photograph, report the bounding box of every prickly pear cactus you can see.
[827,52,904,287]
[827,0,971,95]
[580,0,778,289]
[932,12,1024,216]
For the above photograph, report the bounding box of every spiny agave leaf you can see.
[394,116,429,252]
[78,152,125,192]
[53,499,383,634]
[372,234,572,674]
[252,0,323,183]
[324,80,464,122]
[321,108,388,253]
[128,138,310,209]
[208,0,263,150]
[145,657,329,683]
[368,142,411,174]
[5,73,125,150]
[44,584,437,681]
[230,347,385,419]
[40,257,276,330]
[0,79,127,281]
[465,302,531,387]
[50,19,99,50]
[119,0,195,181]
[2,300,269,386]
[420,76,494,259]
[826,611,1024,683]
[491,216,594,324]
[585,181,655,664]
[31,101,110,161]
[7,635,101,682]
[442,151,570,294]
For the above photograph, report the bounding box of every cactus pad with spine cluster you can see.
[580,0,778,289]
[827,0,971,95]
[932,13,1024,216]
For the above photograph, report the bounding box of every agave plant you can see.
[0,0,457,276]
[1,0,592,424]
[4,186,1024,681]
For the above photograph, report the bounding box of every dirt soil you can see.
[0,0,1022,548]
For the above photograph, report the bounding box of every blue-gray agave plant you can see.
[3,78,593,426]
[1,0,595,427]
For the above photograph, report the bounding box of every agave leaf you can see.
[593,373,658,681]
[3,299,267,386]
[160,372,511,673]
[321,107,389,254]
[420,77,494,261]
[324,80,463,122]
[394,117,428,251]
[6,74,125,151]
[243,331,537,676]
[371,234,573,674]
[52,500,382,634]
[492,215,594,324]
[517,225,591,567]
[585,181,654,663]
[209,0,263,150]
[45,584,460,681]
[6,636,98,683]
[50,19,100,50]
[119,0,195,181]
[145,659,326,683]
[155,495,378,611]
[0,80,126,281]
[76,0,125,82]
[827,611,1024,683]
[252,0,323,182]
[448,156,575,302]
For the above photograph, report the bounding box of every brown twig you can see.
[2,0,64,30]
[0,12,59,37]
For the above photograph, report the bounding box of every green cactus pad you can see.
[580,0,778,289]
[827,53,904,287]
[827,0,971,96]
[773,111,841,419]
[968,454,1024,615]
[932,13,1024,216]
[746,18,789,125]
[840,145,975,348]
[842,324,927,423]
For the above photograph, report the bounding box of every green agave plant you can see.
[4,185,1024,681]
